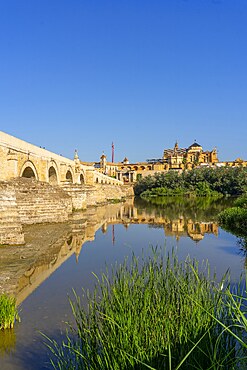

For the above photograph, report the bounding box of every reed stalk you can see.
[45,249,246,369]
[0,294,20,330]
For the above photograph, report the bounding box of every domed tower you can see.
[122,157,129,165]
[187,141,202,165]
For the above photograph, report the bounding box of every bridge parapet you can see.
[0,131,124,187]
[0,131,95,186]
[93,171,123,186]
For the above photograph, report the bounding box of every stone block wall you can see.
[0,177,133,245]
[0,182,25,245]
[12,178,72,225]
[83,184,134,207]
[61,184,87,210]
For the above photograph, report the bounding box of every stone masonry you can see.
[0,178,134,245]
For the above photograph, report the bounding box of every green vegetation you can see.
[46,250,247,369]
[140,184,221,198]
[134,195,234,223]
[0,294,20,330]
[134,167,247,198]
[218,194,247,240]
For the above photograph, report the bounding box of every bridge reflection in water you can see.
[0,196,228,309]
[0,196,241,364]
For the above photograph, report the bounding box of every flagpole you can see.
[112,142,114,163]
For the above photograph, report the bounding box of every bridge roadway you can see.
[0,131,122,186]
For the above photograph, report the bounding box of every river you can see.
[0,196,245,370]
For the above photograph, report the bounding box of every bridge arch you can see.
[20,161,39,180]
[79,173,85,184]
[78,168,86,184]
[65,168,73,183]
[48,161,59,184]
[48,166,58,185]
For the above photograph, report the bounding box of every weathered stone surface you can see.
[61,184,87,210]
[84,184,134,206]
[12,178,72,225]
[0,178,134,245]
[0,182,24,245]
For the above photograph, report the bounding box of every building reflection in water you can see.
[104,200,219,243]
[1,197,225,309]
[0,196,235,354]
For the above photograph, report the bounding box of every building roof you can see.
[188,142,201,149]
[164,148,186,156]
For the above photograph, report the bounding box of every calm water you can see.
[0,197,245,370]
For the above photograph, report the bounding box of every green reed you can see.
[0,294,20,330]
[46,249,245,369]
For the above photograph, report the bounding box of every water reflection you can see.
[136,197,234,241]
[0,330,16,356]
[134,196,235,221]
[0,196,238,308]
[103,197,234,243]
[0,196,244,368]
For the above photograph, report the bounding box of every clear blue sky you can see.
[0,0,246,163]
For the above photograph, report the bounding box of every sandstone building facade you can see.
[90,141,217,183]
[162,141,218,170]
[89,141,246,183]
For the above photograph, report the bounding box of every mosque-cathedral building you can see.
[82,141,246,183]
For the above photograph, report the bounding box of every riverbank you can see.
[0,198,135,302]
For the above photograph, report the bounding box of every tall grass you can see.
[45,249,247,369]
[0,294,20,330]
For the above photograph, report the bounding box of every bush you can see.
[218,193,247,239]
[218,207,247,237]
[234,194,247,209]
[134,167,247,197]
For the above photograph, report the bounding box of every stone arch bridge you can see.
[0,131,123,186]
